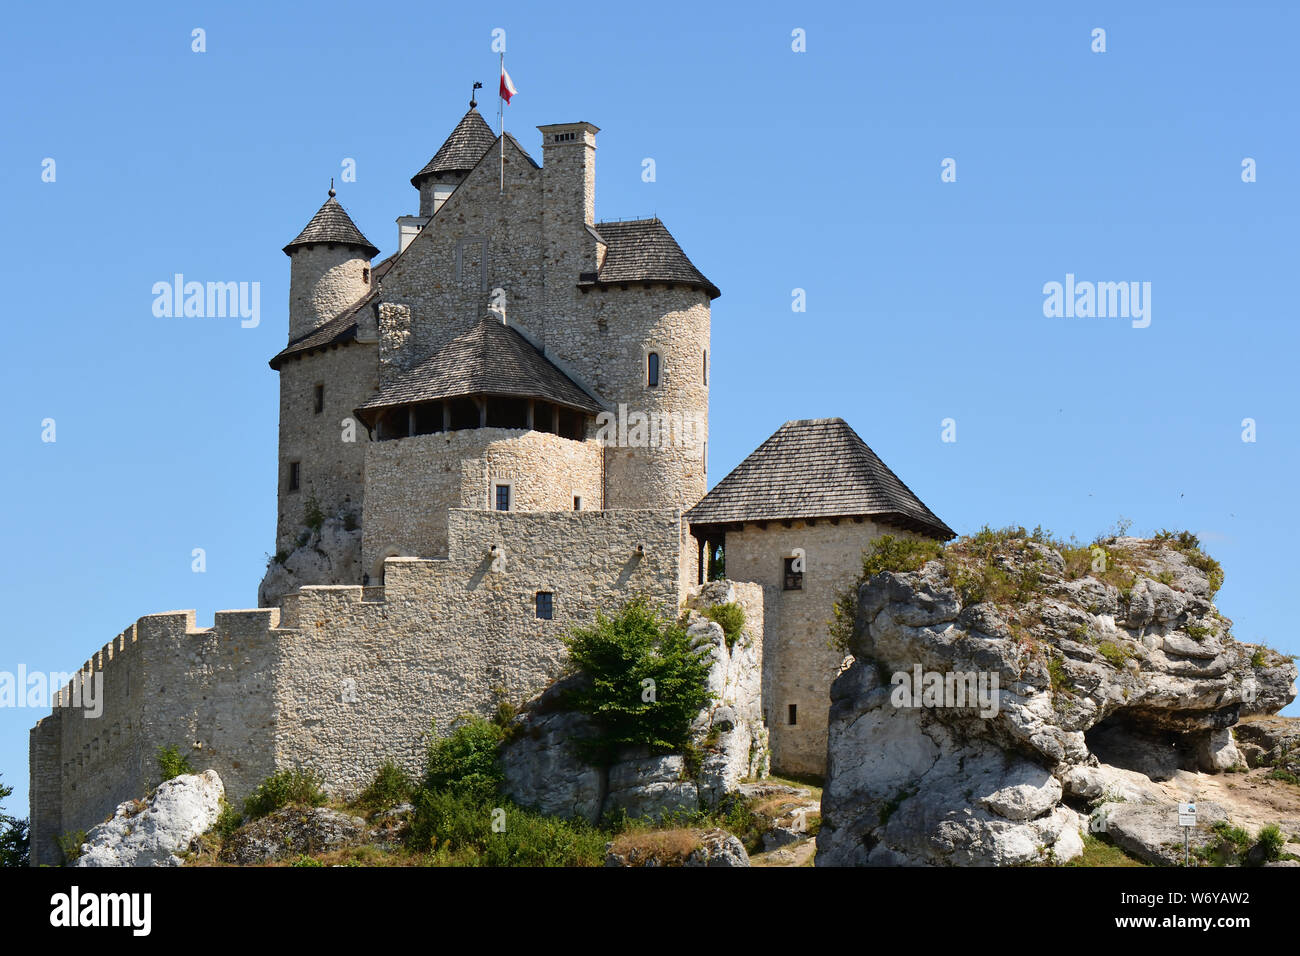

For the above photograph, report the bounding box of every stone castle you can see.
[28,101,953,865]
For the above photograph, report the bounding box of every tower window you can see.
[362,267,370,284]
[703,350,708,385]
[288,462,301,492]
[573,496,583,511]
[783,557,803,591]
[494,483,511,512]
[536,591,554,620]
[313,384,324,414]
[788,704,797,726]
[647,352,660,387]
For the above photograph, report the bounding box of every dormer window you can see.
[647,352,660,388]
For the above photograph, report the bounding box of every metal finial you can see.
[328,177,336,198]
[471,80,483,108]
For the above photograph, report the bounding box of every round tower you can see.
[410,104,498,218]
[283,185,379,341]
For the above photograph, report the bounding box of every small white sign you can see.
[1178,802,1197,827]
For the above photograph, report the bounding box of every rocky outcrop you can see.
[73,771,224,867]
[819,534,1298,867]
[219,807,369,864]
[1234,716,1300,773]
[258,515,361,607]
[502,580,768,824]
[604,828,750,867]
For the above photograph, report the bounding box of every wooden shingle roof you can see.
[282,193,379,258]
[685,418,955,539]
[587,219,720,299]
[268,256,394,370]
[410,108,500,186]
[354,316,603,426]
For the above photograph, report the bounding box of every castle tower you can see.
[283,186,379,341]
[266,187,382,575]
[410,106,498,219]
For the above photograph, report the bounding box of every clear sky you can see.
[1,0,1296,815]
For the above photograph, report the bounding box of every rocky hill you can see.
[819,528,1299,866]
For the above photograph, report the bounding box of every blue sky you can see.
[1,0,1296,814]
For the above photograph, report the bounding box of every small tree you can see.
[0,774,29,868]
[563,597,714,765]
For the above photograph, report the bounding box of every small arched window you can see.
[647,352,660,387]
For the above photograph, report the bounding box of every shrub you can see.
[0,775,29,868]
[1047,655,1073,693]
[211,803,244,841]
[57,830,86,865]
[1097,641,1131,668]
[1254,824,1285,863]
[1251,649,1268,668]
[425,717,505,801]
[357,760,415,812]
[242,768,328,820]
[406,789,606,866]
[705,603,746,649]
[563,598,714,766]
[157,745,195,782]
[302,494,325,533]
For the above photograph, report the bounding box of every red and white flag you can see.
[499,66,518,104]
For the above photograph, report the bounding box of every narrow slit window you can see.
[288,462,301,492]
[788,704,797,726]
[703,349,708,385]
[783,556,803,591]
[647,352,660,387]
[313,384,324,414]
[573,496,582,511]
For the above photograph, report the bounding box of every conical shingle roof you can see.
[686,418,955,539]
[411,108,499,186]
[282,192,379,258]
[354,316,603,427]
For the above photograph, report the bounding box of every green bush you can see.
[211,803,244,841]
[303,494,325,533]
[425,717,506,801]
[563,598,714,765]
[357,760,415,812]
[1097,641,1131,668]
[704,603,746,649]
[57,830,86,865]
[0,775,29,868]
[242,768,328,820]
[1254,824,1285,863]
[157,745,195,782]
[407,789,606,866]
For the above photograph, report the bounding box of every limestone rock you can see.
[819,533,1298,867]
[604,828,750,867]
[606,755,699,821]
[74,770,224,867]
[1101,801,1229,866]
[500,709,605,825]
[259,516,361,607]
[1233,716,1300,773]
[219,807,368,864]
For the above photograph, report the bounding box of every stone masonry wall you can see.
[723,518,920,777]
[288,245,372,342]
[275,343,378,555]
[361,428,603,573]
[30,508,682,864]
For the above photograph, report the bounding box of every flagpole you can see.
[499,52,505,194]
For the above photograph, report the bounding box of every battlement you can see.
[30,507,686,865]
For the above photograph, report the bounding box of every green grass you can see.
[1065,835,1148,867]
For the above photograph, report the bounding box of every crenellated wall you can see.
[30,507,684,865]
